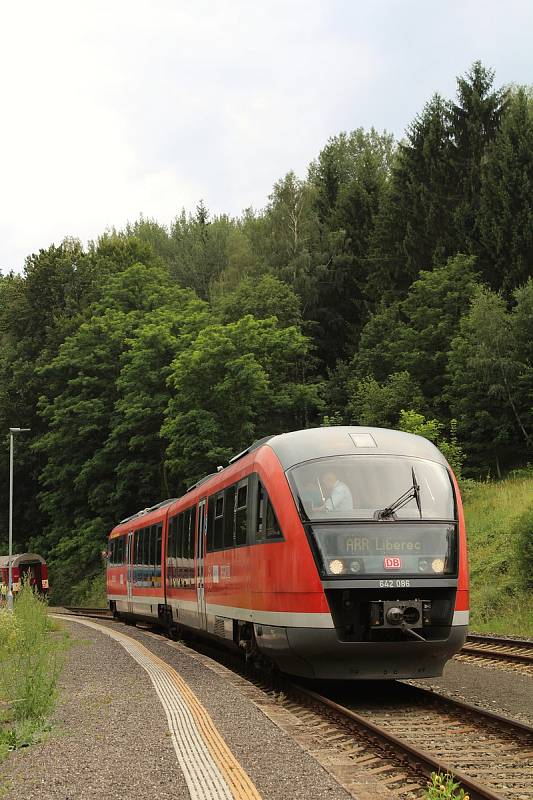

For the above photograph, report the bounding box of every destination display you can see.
[309,523,456,577]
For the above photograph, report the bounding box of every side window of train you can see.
[214,493,224,550]
[155,524,162,572]
[235,479,248,546]
[223,485,235,548]
[255,478,284,543]
[207,497,215,552]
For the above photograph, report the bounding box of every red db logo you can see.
[384,556,402,570]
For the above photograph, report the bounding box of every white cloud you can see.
[0,0,531,271]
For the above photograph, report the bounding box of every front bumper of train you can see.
[254,622,468,680]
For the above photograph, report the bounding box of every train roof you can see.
[117,498,178,527]
[262,426,448,470]
[0,552,46,568]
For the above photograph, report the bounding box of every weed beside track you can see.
[0,586,67,761]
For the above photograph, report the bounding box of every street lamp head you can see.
[9,427,31,433]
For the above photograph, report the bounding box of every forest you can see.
[0,62,531,601]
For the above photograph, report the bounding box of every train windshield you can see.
[288,455,455,522]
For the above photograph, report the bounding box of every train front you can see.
[271,427,468,679]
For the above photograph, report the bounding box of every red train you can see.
[0,552,49,597]
[107,427,469,679]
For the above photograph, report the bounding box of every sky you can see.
[1,0,532,273]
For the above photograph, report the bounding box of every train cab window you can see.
[255,480,284,543]
[235,481,248,546]
[118,536,125,565]
[265,500,281,539]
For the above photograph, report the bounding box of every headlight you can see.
[418,559,429,572]
[431,558,445,573]
[329,559,344,575]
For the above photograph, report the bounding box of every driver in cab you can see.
[319,470,354,512]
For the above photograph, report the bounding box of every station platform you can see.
[1,616,358,800]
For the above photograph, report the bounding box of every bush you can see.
[0,582,65,760]
[398,410,466,478]
[70,570,107,608]
[514,507,533,589]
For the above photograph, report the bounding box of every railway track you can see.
[290,681,533,800]
[58,608,533,798]
[169,632,533,800]
[462,634,533,667]
[59,606,117,621]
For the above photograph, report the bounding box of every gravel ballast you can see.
[414,657,533,726]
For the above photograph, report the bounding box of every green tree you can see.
[479,87,533,293]
[307,128,394,358]
[103,292,209,514]
[162,315,324,487]
[212,274,301,327]
[0,237,144,551]
[347,371,425,428]
[33,261,180,598]
[451,61,508,254]
[369,96,455,299]
[398,410,466,478]
[170,204,257,300]
[446,286,531,473]
[353,255,480,417]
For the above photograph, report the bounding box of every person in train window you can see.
[321,470,354,512]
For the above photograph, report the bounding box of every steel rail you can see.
[461,642,533,664]
[467,633,533,648]
[289,682,523,800]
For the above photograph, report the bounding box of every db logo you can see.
[384,556,402,570]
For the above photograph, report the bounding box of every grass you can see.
[424,772,470,800]
[0,583,67,761]
[66,570,107,608]
[462,471,533,635]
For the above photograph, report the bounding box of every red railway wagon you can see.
[107,427,469,679]
[0,553,49,597]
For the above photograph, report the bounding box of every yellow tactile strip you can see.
[52,616,261,800]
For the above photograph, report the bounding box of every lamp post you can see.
[7,427,30,612]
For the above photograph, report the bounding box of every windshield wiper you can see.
[375,467,422,520]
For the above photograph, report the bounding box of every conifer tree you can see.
[450,61,508,255]
[479,87,533,292]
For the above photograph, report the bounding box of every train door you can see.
[196,498,207,630]
[126,531,134,614]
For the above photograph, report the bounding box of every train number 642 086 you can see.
[379,579,411,588]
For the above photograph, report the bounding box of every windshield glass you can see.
[289,455,454,521]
